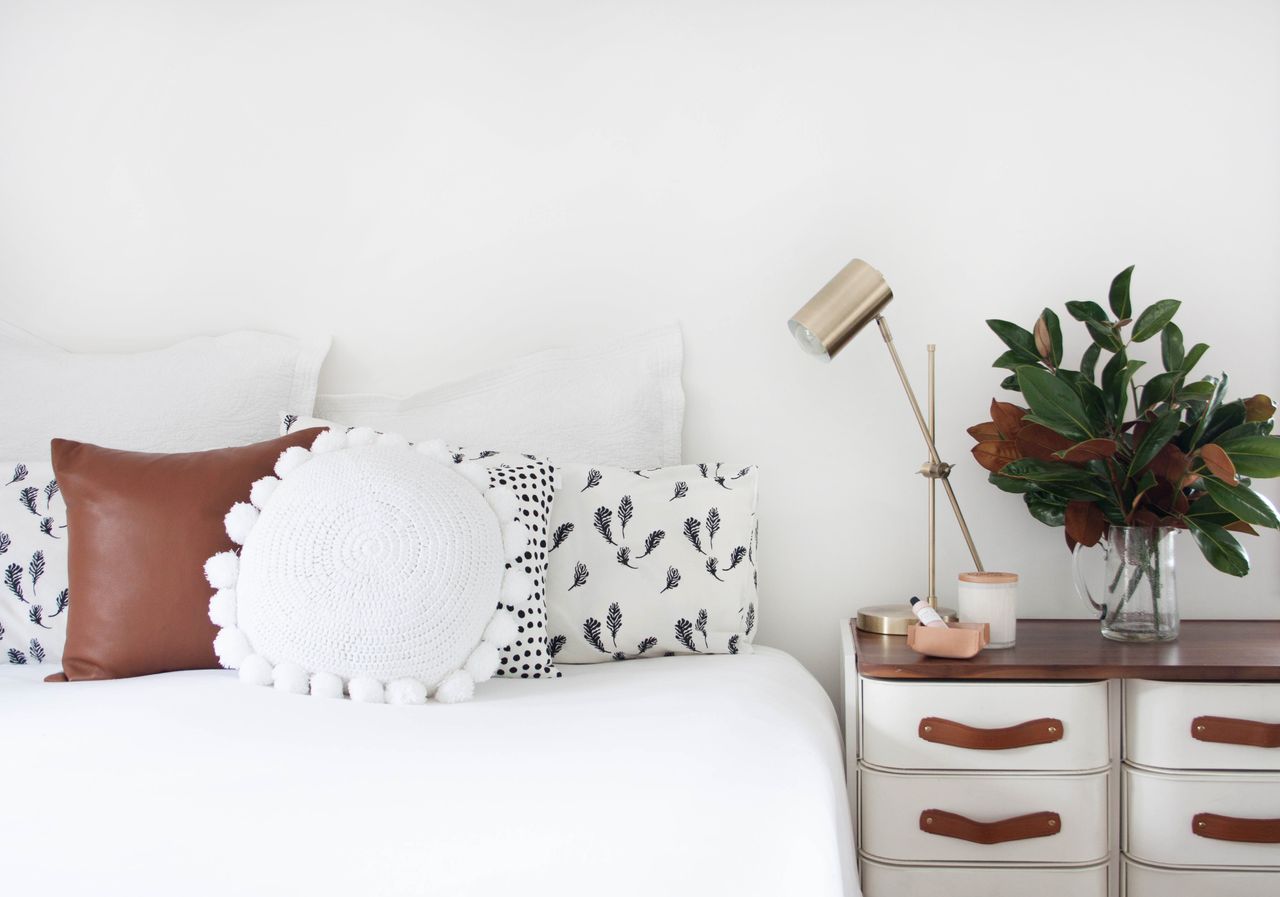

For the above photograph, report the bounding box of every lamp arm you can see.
[875,315,986,572]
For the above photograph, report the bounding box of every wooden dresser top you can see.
[854,619,1280,681]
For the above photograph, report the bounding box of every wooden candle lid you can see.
[959,571,1018,584]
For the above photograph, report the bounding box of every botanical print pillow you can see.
[282,413,560,678]
[0,461,69,665]
[544,462,758,663]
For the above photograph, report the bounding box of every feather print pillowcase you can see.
[544,462,758,663]
[0,461,69,665]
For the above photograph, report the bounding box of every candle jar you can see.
[957,572,1018,649]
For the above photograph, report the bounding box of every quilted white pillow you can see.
[313,325,684,469]
[0,326,329,457]
[208,428,525,704]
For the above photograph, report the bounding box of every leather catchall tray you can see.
[906,621,990,659]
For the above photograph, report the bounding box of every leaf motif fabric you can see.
[545,462,758,663]
[0,460,69,665]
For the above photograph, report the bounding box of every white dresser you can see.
[841,619,1280,897]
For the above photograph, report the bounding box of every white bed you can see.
[0,647,857,897]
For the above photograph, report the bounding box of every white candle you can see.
[957,572,1018,649]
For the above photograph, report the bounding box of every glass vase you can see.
[1072,526,1179,642]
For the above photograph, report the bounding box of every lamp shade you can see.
[787,258,893,360]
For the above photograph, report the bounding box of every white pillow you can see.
[314,325,684,470]
[208,429,525,704]
[0,327,330,456]
[545,462,759,663]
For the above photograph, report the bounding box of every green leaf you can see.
[1200,400,1247,447]
[1108,265,1134,318]
[1160,322,1184,372]
[992,349,1031,370]
[1181,342,1209,375]
[1219,435,1280,478]
[1177,380,1216,400]
[1065,300,1108,324]
[1080,343,1101,383]
[1016,366,1096,441]
[1129,412,1180,476]
[1186,518,1250,577]
[1085,319,1125,352]
[1199,477,1280,529]
[988,472,1035,494]
[1186,374,1227,451]
[1132,299,1182,342]
[1025,492,1066,527]
[986,320,1041,363]
[1138,371,1181,411]
[999,374,1021,393]
[1101,351,1143,420]
[1216,422,1273,445]
[999,458,1102,485]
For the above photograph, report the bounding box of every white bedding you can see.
[0,647,857,897]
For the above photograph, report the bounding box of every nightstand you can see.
[840,619,1280,897]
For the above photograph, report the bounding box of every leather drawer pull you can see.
[919,809,1062,844]
[918,717,1064,750]
[1192,813,1280,843]
[1191,715,1280,749]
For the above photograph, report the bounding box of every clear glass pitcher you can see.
[1072,526,1179,642]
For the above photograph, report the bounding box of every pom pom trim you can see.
[207,428,519,705]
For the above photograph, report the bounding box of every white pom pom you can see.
[502,521,528,556]
[348,676,385,703]
[464,642,499,684]
[274,445,311,478]
[271,661,310,695]
[309,671,345,699]
[223,501,259,545]
[455,461,490,491]
[433,669,475,704]
[204,551,240,590]
[386,678,428,705]
[213,626,252,669]
[500,571,532,605]
[483,611,518,649]
[413,438,450,463]
[238,653,274,686]
[346,427,378,447]
[208,588,237,628]
[248,476,280,509]
[309,429,347,455]
[485,487,519,523]
[376,431,410,449]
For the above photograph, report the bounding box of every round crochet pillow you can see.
[204,428,527,704]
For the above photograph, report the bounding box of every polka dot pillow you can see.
[282,414,559,678]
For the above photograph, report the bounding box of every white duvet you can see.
[0,647,856,897]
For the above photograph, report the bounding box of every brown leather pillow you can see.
[49,428,323,681]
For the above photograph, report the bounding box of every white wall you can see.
[2,0,1277,700]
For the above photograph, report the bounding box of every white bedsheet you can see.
[0,648,857,897]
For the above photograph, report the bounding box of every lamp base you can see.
[856,603,958,636]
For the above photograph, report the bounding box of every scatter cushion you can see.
[311,325,683,469]
[0,461,68,666]
[283,414,560,679]
[0,325,329,457]
[210,429,525,704]
[48,428,324,681]
[545,462,759,663]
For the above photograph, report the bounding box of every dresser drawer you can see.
[1125,680,1280,770]
[1125,766,1280,868]
[860,678,1109,771]
[860,856,1107,897]
[1124,857,1280,896]
[859,767,1110,864]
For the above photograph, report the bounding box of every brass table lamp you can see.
[788,259,985,634]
